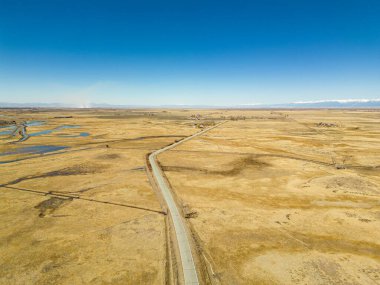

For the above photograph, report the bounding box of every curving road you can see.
[149,122,225,285]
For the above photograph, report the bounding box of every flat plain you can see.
[0,108,379,284]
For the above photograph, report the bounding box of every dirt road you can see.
[148,122,225,285]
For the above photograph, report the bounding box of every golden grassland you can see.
[159,109,380,284]
[0,109,196,284]
[0,108,379,284]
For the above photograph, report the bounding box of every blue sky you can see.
[0,0,379,106]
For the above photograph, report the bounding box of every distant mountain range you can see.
[1,99,379,109]
[240,99,380,109]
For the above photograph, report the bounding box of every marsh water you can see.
[0,121,90,141]
[0,145,68,156]
[1,121,89,159]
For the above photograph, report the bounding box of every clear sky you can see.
[0,0,379,106]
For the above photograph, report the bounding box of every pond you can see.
[0,145,68,156]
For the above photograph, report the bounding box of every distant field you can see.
[0,108,379,284]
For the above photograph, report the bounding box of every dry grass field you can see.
[0,109,196,284]
[159,109,380,284]
[1,108,379,284]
